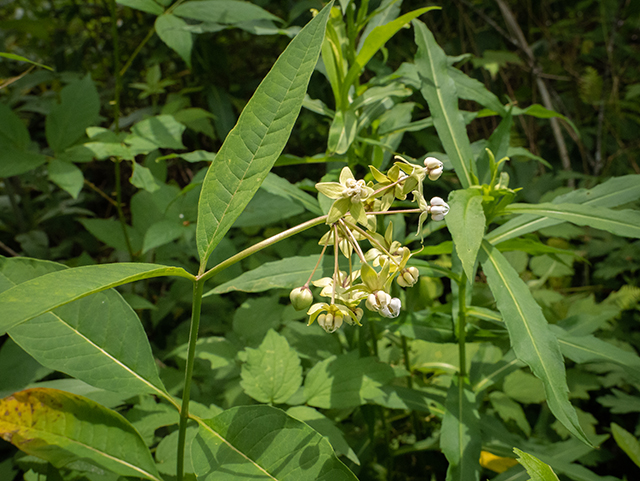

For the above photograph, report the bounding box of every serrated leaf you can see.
[487,175,640,244]
[441,377,481,481]
[304,353,395,409]
[611,423,640,468]
[479,241,591,446]
[0,262,193,335]
[0,388,162,481]
[45,75,100,153]
[47,159,83,199]
[505,203,640,239]
[191,405,357,480]
[240,329,302,404]
[514,448,560,481]
[173,0,281,24]
[155,14,193,67]
[196,4,331,268]
[414,19,473,188]
[446,189,485,281]
[116,0,164,14]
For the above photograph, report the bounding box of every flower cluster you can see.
[289,155,450,333]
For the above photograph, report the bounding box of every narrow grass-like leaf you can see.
[446,189,485,281]
[191,405,358,480]
[441,377,481,481]
[1,257,168,400]
[0,262,193,335]
[196,4,332,268]
[479,241,590,445]
[611,423,640,468]
[505,203,640,239]
[414,20,473,188]
[0,52,53,70]
[0,388,162,481]
[487,175,640,244]
[513,449,560,481]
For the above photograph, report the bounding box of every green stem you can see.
[119,26,155,78]
[457,273,468,380]
[114,160,135,259]
[108,0,121,133]
[198,215,328,280]
[4,178,26,232]
[176,278,204,481]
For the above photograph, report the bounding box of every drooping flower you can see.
[423,157,444,181]
[316,167,374,225]
[397,266,420,288]
[307,302,361,333]
[365,290,402,318]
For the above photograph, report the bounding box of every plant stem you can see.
[199,215,328,280]
[120,26,155,78]
[176,277,204,481]
[303,240,330,287]
[113,159,135,259]
[457,273,468,380]
[108,0,121,133]
[4,178,26,233]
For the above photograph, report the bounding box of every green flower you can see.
[307,302,361,333]
[316,167,374,225]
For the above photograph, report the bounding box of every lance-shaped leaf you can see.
[479,241,590,445]
[505,203,640,239]
[446,189,485,281]
[196,4,332,268]
[0,388,162,481]
[487,175,640,244]
[1,257,168,400]
[513,449,560,481]
[414,20,473,188]
[0,262,193,335]
[191,405,358,480]
[611,423,640,468]
[441,377,481,481]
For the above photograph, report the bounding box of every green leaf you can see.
[47,159,84,199]
[513,448,560,481]
[116,0,164,15]
[505,203,640,239]
[233,189,304,228]
[261,172,323,215]
[414,20,473,188]
[0,388,162,481]
[487,175,640,244]
[0,262,193,335]
[489,391,531,437]
[0,52,53,70]
[447,65,506,115]
[611,423,640,468]
[0,101,31,150]
[173,0,281,24]
[142,219,186,253]
[240,329,302,404]
[514,104,579,136]
[191,405,358,480]
[130,162,160,193]
[479,241,590,446]
[207,255,329,295]
[0,338,52,398]
[0,257,168,399]
[441,377,481,481]
[45,75,100,153]
[155,14,193,67]
[327,108,358,155]
[446,189,485,281]
[342,8,437,96]
[196,4,331,267]
[476,112,512,183]
[130,115,186,150]
[304,353,396,409]
[79,218,143,252]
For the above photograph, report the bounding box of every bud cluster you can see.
[290,155,450,333]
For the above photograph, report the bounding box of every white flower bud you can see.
[318,311,343,333]
[380,297,402,318]
[424,157,444,181]
[429,197,450,221]
[397,267,420,288]
[366,290,392,312]
[290,286,313,311]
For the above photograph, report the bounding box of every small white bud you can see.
[424,157,444,181]
[429,197,450,221]
[397,267,420,288]
[380,297,402,318]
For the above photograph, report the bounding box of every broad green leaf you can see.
[0,338,52,398]
[158,150,216,163]
[505,203,640,239]
[513,448,560,481]
[0,262,193,335]
[286,406,359,465]
[191,405,358,480]
[487,175,640,244]
[0,148,46,177]
[1,257,168,398]
[447,65,506,115]
[0,52,53,70]
[173,0,282,24]
[130,115,186,150]
[80,218,143,252]
[261,172,323,215]
[233,189,304,228]
[304,353,396,409]
[207,255,329,295]
[369,385,446,415]
[0,102,30,149]
[166,336,238,371]
[446,189,485,281]
[342,8,436,96]
[489,391,531,437]
[45,75,100,153]
[441,377,481,481]
[155,14,193,67]
[130,162,160,193]
[47,159,84,199]
[414,20,473,188]
[196,4,331,267]
[240,329,302,404]
[0,388,162,481]
[611,423,640,468]
[233,296,284,346]
[142,219,187,253]
[479,241,590,445]
[116,0,164,14]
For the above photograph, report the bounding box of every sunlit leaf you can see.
[446,189,485,281]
